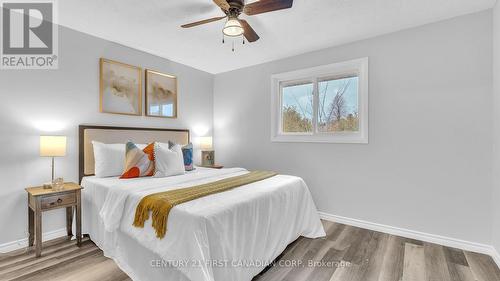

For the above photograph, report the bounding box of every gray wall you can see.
[492,2,500,253]
[214,11,493,244]
[0,26,214,245]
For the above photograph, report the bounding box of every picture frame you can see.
[99,58,142,116]
[145,69,178,118]
[201,151,215,166]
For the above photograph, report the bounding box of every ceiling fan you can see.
[181,0,294,44]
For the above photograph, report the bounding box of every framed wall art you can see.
[100,58,142,115]
[145,69,177,118]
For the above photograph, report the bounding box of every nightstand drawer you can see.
[41,193,76,209]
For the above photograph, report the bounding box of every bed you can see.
[79,125,325,281]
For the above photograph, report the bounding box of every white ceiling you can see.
[59,0,495,74]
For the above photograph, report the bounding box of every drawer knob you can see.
[57,198,62,203]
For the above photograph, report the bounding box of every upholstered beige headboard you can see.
[79,125,189,182]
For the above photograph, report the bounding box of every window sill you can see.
[271,134,368,144]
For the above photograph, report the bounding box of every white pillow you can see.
[92,141,147,178]
[92,141,125,178]
[154,142,185,178]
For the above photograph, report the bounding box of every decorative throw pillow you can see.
[154,142,185,178]
[120,141,155,179]
[182,143,194,171]
[168,141,194,171]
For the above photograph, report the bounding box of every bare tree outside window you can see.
[281,83,313,133]
[272,58,368,143]
[318,76,359,132]
[281,77,359,133]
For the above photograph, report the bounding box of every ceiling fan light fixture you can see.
[223,18,244,37]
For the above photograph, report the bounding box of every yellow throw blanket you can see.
[133,171,278,239]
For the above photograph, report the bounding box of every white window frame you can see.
[271,57,369,144]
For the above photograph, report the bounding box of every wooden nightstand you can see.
[200,164,224,169]
[25,182,82,257]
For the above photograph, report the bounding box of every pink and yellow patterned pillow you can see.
[120,141,155,179]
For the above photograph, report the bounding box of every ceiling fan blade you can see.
[213,0,230,11]
[243,0,293,15]
[239,19,260,42]
[181,16,226,28]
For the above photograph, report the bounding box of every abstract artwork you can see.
[145,69,177,118]
[100,58,142,115]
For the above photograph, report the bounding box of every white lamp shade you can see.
[40,136,67,157]
[199,136,213,150]
[223,18,244,37]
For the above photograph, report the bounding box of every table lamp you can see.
[40,136,67,183]
[199,136,214,166]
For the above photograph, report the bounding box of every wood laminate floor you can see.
[1,220,499,281]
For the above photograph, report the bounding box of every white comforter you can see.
[82,167,325,281]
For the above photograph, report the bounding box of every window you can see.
[271,58,368,143]
[281,82,313,133]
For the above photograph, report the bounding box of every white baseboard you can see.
[319,211,500,268]
[0,228,67,253]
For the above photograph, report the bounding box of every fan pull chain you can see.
[221,35,246,51]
